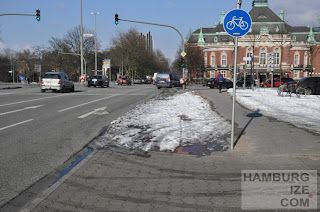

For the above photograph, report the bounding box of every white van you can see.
[41,72,74,92]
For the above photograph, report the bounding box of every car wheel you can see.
[61,86,66,93]
[88,85,91,87]
[305,88,312,95]
[157,87,161,89]
[107,83,109,87]
[41,89,45,92]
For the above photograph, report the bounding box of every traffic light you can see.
[36,9,40,22]
[115,14,119,25]
[268,52,275,72]
[180,57,185,68]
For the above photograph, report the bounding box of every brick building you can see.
[186,0,320,83]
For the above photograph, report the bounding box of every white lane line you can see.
[0,105,43,116]
[0,119,33,131]
[78,107,109,119]
[20,149,98,212]
[0,95,62,107]
[58,94,118,112]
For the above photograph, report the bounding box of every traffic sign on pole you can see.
[223,9,252,37]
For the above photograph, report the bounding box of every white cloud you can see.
[270,0,320,26]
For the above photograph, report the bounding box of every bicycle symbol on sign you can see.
[226,16,249,30]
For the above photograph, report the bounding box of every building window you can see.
[294,54,299,67]
[221,70,226,78]
[204,53,207,67]
[304,52,308,66]
[211,55,215,67]
[214,36,218,42]
[221,55,227,67]
[292,36,296,41]
[246,53,253,65]
[260,53,266,66]
[294,70,299,78]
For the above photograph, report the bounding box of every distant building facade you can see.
[186,0,320,82]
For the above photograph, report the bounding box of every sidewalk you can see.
[2,86,319,211]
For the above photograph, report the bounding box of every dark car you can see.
[236,78,256,88]
[117,75,132,85]
[155,73,182,89]
[297,77,320,95]
[281,77,294,84]
[207,78,233,89]
[88,75,109,87]
[133,78,143,84]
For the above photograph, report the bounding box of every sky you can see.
[1,0,320,63]
[90,89,320,155]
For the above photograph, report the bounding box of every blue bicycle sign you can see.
[224,9,252,37]
[226,16,249,30]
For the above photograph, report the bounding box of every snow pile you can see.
[93,92,231,152]
[229,88,320,134]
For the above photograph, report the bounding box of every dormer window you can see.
[214,36,218,42]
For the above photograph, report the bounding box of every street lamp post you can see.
[80,0,84,84]
[91,12,100,74]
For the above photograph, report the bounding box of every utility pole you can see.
[80,0,84,84]
[91,12,100,74]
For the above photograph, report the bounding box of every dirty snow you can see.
[92,92,231,152]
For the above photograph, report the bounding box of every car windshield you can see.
[43,74,61,79]
[157,74,169,79]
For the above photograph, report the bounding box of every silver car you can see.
[41,72,74,92]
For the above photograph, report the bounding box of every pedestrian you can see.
[216,72,224,93]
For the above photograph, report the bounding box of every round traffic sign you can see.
[223,9,252,37]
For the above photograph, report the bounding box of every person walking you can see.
[216,72,224,93]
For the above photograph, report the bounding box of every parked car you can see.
[297,77,320,95]
[133,78,143,84]
[236,78,256,88]
[281,77,294,84]
[260,78,293,87]
[260,78,280,87]
[117,75,132,85]
[87,75,109,87]
[206,78,233,89]
[41,72,74,93]
[155,73,182,89]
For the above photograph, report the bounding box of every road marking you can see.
[58,94,118,112]
[78,107,109,119]
[0,95,62,107]
[0,119,33,131]
[0,105,43,116]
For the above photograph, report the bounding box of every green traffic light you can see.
[36,9,40,22]
[115,13,119,25]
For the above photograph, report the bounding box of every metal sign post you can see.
[223,0,251,150]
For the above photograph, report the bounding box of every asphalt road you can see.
[0,83,161,207]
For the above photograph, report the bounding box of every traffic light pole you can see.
[0,13,36,16]
[117,17,186,89]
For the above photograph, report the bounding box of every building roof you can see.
[187,0,320,44]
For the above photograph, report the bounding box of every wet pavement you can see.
[1,85,319,211]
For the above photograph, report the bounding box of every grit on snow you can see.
[228,88,320,134]
[91,92,231,154]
